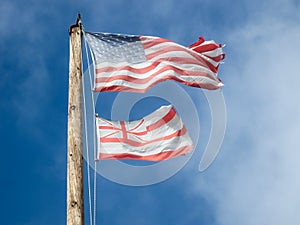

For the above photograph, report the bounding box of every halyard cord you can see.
[86,34,98,225]
[85,30,98,225]
[83,29,98,225]
[82,38,92,225]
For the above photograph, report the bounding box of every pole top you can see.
[69,13,82,35]
[76,13,82,26]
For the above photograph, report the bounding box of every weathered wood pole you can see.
[66,14,84,225]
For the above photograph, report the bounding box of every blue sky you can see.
[1,0,300,225]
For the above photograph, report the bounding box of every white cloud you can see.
[189,1,300,224]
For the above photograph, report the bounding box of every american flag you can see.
[96,105,193,161]
[85,32,225,92]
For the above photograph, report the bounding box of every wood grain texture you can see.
[66,23,84,225]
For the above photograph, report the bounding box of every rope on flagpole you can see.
[82,37,93,225]
[93,152,97,225]
[83,30,98,225]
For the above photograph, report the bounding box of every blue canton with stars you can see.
[85,32,147,64]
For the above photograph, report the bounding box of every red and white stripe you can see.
[91,35,225,92]
[96,105,194,161]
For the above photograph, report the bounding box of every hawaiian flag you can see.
[85,32,225,92]
[96,105,193,161]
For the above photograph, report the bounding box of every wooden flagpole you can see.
[67,14,84,225]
